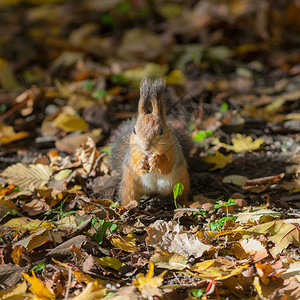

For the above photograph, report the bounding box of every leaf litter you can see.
[0,1,299,299]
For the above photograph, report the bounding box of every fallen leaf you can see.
[22,271,55,300]
[202,151,233,171]
[111,232,137,253]
[235,207,281,224]
[0,281,28,299]
[74,136,101,174]
[150,250,189,270]
[133,261,166,298]
[0,58,22,91]
[53,113,89,132]
[190,263,248,280]
[247,220,300,257]
[213,134,264,153]
[11,245,27,266]
[14,227,51,252]
[231,238,268,262]
[71,282,106,300]
[146,220,211,259]
[94,256,124,271]
[0,121,29,145]
[223,175,249,186]
[1,163,52,189]
[243,173,285,193]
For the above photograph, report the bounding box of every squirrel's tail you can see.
[109,119,136,173]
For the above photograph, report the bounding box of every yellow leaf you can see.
[190,264,248,280]
[72,282,106,300]
[0,58,22,91]
[111,232,137,252]
[72,269,104,286]
[213,134,264,153]
[23,271,55,300]
[53,169,72,181]
[253,276,269,300]
[133,262,166,298]
[202,151,233,170]
[190,260,215,272]
[166,69,186,85]
[94,256,124,270]
[14,227,51,252]
[0,281,28,299]
[11,245,27,265]
[53,113,89,132]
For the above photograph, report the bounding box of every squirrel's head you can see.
[131,78,173,154]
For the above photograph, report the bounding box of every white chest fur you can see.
[140,167,178,195]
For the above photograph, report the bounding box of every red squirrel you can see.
[110,78,189,209]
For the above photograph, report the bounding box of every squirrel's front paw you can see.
[138,157,149,173]
[148,155,158,173]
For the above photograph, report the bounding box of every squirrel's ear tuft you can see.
[138,78,151,115]
[151,78,166,117]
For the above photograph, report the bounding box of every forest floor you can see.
[0,1,300,299]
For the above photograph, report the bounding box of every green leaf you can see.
[220,103,229,112]
[92,89,107,100]
[173,181,184,201]
[193,131,207,142]
[31,263,47,274]
[191,289,205,298]
[173,181,184,209]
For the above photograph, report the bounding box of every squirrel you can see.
[110,78,190,209]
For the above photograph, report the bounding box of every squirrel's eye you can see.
[159,128,163,135]
[133,128,136,135]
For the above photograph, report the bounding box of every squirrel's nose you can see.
[143,143,151,152]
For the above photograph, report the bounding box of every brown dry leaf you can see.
[74,136,101,174]
[22,199,50,216]
[223,175,249,186]
[1,163,52,189]
[110,232,137,253]
[213,134,264,153]
[47,235,88,257]
[243,173,285,193]
[23,271,55,300]
[55,129,102,154]
[150,250,188,270]
[247,220,300,257]
[0,281,30,299]
[72,282,107,300]
[231,238,268,262]
[277,262,300,280]
[201,151,233,171]
[133,261,166,299]
[53,113,89,132]
[146,220,211,259]
[235,207,281,225]
[256,263,275,285]
[14,227,51,252]
[117,28,163,62]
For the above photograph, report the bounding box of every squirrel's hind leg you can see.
[118,165,143,210]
